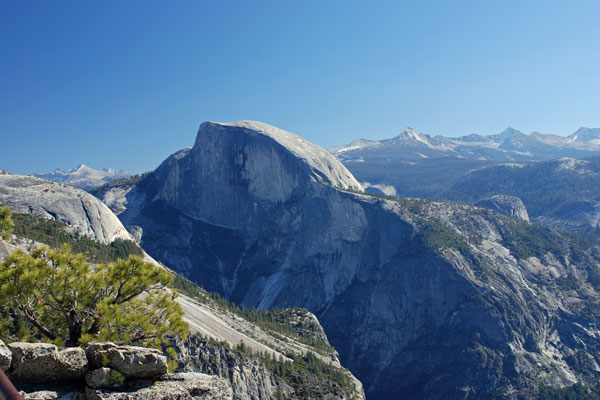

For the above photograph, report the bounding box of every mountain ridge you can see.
[32,164,130,190]
[330,126,600,162]
[94,120,600,399]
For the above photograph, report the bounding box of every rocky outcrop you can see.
[8,342,87,383]
[86,343,167,378]
[170,335,362,400]
[1,333,356,399]
[475,194,530,221]
[2,340,232,400]
[18,373,232,400]
[20,390,84,400]
[170,336,284,399]
[85,373,232,400]
[0,174,133,244]
[104,121,600,399]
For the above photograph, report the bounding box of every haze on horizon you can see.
[1,0,599,175]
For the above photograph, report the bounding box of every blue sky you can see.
[1,1,599,174]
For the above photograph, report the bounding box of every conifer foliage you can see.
[0,205,12,240]
[0,245,188,347]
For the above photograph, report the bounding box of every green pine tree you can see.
[0,244,188,348]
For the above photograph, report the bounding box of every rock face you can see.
[171,295,363,400]
[0,174,133,244]
[85,368,126,389]
[99,121,600,399]
[86,343,167,378]
[8,342,87,383]
[214,121,363,192]
[4,341,233,400]
[85,373,232,400]
[0,339,11,371]
[129,120,361,230]
[171,336,285,400]
[169,335,362,400]
[475,194,530,221]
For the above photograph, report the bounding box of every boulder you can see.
[8,343,87,383]
[85,372,232,400]
[59,347,89,376]
[86,342,167,378]
[85,368,126,389]
[0,339,11,371]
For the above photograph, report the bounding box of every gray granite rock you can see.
[0,174,133,244]
[20,389,84,400]
[85,372,232,400]
[85,368,125,389]
[8,343,87,383]
[475,194,530,221]
[86,343,167,379]
[0,339,11,371]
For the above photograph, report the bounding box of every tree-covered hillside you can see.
[444,157,600,216]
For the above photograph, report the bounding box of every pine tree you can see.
[0,206,13,240]
[0,244,188,348]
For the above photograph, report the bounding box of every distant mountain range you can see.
[329,127,600,240]
[32,164,130,190]
[330,127,600,162]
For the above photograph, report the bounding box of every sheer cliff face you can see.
[144,121,362,229]
[115,121,600,399]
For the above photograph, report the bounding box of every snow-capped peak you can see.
[31,165,131,190]
[394,127,431,145]
[569,127,600,142]
[494,127,525,142]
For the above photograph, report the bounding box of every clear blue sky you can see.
[1,0,599,174]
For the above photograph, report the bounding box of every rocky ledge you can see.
[0,339,232,400]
